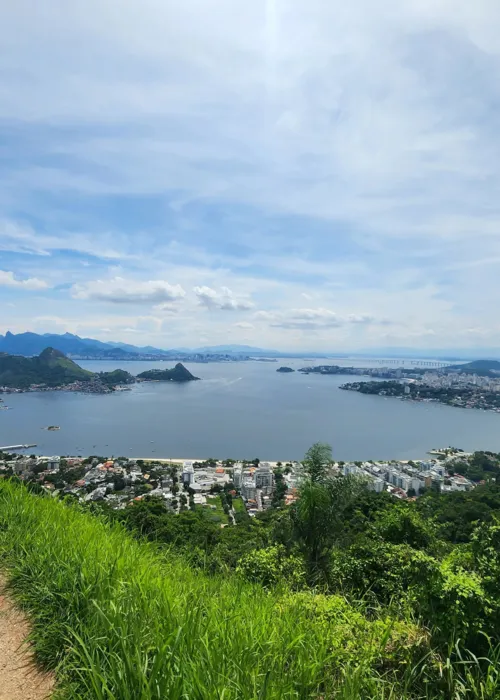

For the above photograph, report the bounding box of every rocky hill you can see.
[137,363,200,382]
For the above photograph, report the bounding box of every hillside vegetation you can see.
[3,441,500,697]
[0,347,93,388]
[0,348,134,389]
[0,480,435,699]
[137,362,200,381]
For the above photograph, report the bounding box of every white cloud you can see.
[235,321,254,329]
[153,302,180,314]
[0,220,134,260]
[72,277,186,304]
[193,286,254,311]
[255,307,381,331]
[0,269,49,291]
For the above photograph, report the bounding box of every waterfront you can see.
[1,359,500,461]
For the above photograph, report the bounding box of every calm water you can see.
[1,359,500,461]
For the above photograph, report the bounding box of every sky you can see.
[1,0,500,351]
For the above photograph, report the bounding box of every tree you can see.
[301,443,333,483]
[113,475,126,492]
[272,470,287,508]
[291,473,365,584]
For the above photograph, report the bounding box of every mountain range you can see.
[0,332,273,359]
[2,331,498,362]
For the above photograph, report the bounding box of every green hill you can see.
[0,347,94,388]
[0,348,135,389]
[137,362,200,382]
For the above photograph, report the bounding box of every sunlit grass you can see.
[0,481,498,699]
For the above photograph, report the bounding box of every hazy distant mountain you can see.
[106,341,173,355]
[0,333,276,358]
[7,331,496,362]
[0,332,138,359]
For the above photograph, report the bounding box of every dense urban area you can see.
[0,445,490,513]
[298,360,500,412]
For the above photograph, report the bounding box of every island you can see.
[299,365,353,375]
[276,366,295,373]
[137,363,200,382]
[0,348,135,393]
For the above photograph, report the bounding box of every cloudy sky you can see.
[1,0,500,351]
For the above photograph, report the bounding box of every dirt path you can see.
[0,582,55,700]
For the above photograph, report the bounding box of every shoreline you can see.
[10,452,441,466]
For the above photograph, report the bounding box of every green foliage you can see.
[0,347,93,388]
[236,545,306,589]
[451,451,500,482]
[98,368,134,386]
[417,483,500,543]
[373,505,436,549]
[330,540,439,603]
[291,474,366,583]
[301,442,333,482]
[137,363,199,382]
[272,468,287,508]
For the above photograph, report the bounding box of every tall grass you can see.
[0,480,495,699]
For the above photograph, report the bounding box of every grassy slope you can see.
[0,481,433,699]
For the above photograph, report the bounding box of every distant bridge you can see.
[373,359,449,368]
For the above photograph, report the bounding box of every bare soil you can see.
[0,582,55,700]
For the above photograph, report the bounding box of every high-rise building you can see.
[233,467,243,489]
[255,465,273,489]
[241,479,257,501]
[182,464,194,486]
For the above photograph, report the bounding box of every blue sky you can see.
[1,0,500,351]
